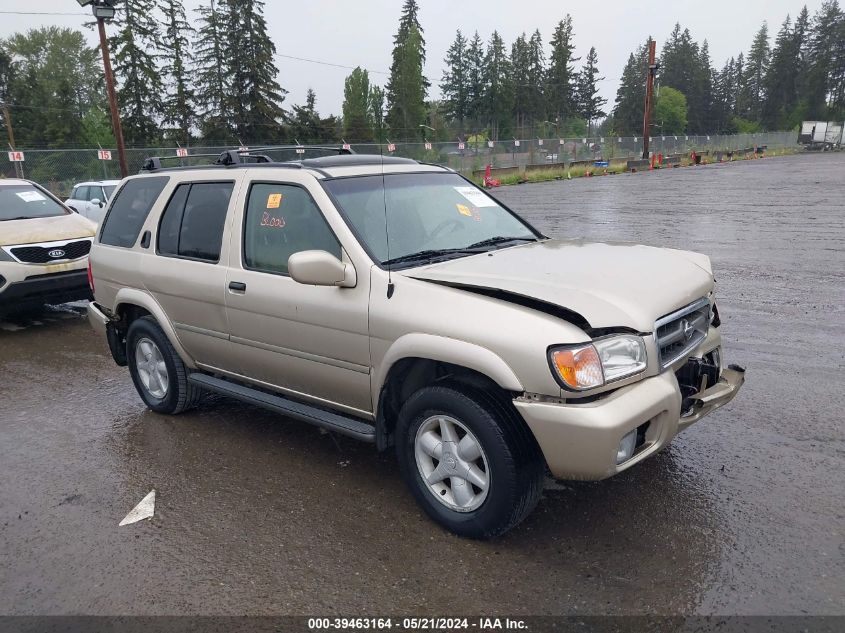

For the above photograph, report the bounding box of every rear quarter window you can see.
[100,177,169,248]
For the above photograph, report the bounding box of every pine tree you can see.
[762,16,799,129]
[482,31,513,141]
[386,0,429,140]
[194,0,230,141]
[806,0,844,119]
[612,41,648,135]
[713,57,737,132]
[465,32,485,132]
[342,67,374,143]
[369,85,386,141]
[546,16,578,125]
[160,0,195,143]
[577,47,607,134]
[743,23,771,122]
[225,0,286,143]
[510,33,530,136]
[689,40,714,133]
[109,0,164,145]
[525,30,547,129]
[440,30,469,133]
[290,88,326,143]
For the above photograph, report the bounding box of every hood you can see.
[0,213,97,247]
[407,239,714,332]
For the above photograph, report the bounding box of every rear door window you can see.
[100,177,169,248]
[243,183,341,275]
[155,181,234,263]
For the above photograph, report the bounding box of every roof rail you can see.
[140,144,354,172]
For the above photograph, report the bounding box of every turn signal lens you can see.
[550,345,604,390]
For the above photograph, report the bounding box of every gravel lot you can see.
[1,152,843,616]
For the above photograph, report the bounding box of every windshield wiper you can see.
[466,236,538,249]
[382,247,482,267]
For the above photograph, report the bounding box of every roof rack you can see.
[141,144,355,172]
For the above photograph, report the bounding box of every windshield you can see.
[323,173,539,267]
[0,185,69,221]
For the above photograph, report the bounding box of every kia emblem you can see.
[48,249,66,259]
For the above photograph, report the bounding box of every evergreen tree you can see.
[713,57,737,132]
[193,0,231,141]
[289,89,330,143]
[762,16,799,129]
[546,16,578,125]
[612,41,648,135]
[465,32,486,131]
[510,33,530,136]
[482,30,513,141]
[793,6,812,107]
[342,67,374,143]
[386,0,429,140]
[690,41,714,132]
[806,0,845,119]
[525,30,547,128]
[440,30,469,133]
[109,0,164,145]
[160,0,195,143]
[743,23,771,122]
[224,0,286,143]
[576,47,606,134]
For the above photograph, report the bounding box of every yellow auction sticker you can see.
[267,193,283,209]
[456,203,473,217]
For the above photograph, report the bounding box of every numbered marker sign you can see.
[514,140,520,147]
[559,139,565,145]
[342,143,351,151]
[487,141,494,148]
[424,142,432,151]
[97,149,112,160]
[238,146,249,152]
[295,147,305,154]
[458,142,465,150]
[176,148,188,158]
[538,139,544,146]
[7,151,24,162]
[387,143,396,152]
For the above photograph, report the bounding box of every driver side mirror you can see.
[288,250,357,288]
[91,198,103,207]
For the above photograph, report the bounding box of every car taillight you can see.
[87,259,94,293]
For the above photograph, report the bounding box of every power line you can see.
[273,52,388,75]
[0,11,89,16]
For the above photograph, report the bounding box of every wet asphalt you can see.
[0,152,843,616]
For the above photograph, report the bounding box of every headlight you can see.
[549,335,647,391]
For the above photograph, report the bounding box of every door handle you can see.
[228,281,247,292]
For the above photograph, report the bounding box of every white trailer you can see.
[799,121,843,149]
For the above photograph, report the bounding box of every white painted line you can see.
[119,490,155,526]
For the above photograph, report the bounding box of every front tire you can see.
[126,316,202,414]
[395,384,544,539]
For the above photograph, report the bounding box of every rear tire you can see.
[395,384,544,539]
[126,316,202,414]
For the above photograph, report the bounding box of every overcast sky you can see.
[0,0,829,118]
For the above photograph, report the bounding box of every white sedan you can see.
[65,180,120,224]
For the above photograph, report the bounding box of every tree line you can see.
[0,0,843,150]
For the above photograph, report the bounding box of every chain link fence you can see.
[2,131,800,198]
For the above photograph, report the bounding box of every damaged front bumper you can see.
[514,331,745,481]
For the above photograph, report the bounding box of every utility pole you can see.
[2,102,22,178]
[642,38,659,160]
[82,0,128,177]
[96,12,128,177]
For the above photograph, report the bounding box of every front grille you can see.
[10,239,92,264]
[655,298,710,370]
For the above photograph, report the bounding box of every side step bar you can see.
[188,373,376,443]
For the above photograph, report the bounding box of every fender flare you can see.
[113,288,197,369]
[374,333,524,409]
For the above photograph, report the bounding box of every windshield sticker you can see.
[456,203,473,217]
[16,191,46,203]
[454,186,497,208]
[266,193,283,209]
[260,211,286,228]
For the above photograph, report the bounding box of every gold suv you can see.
[87,148,745,538]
